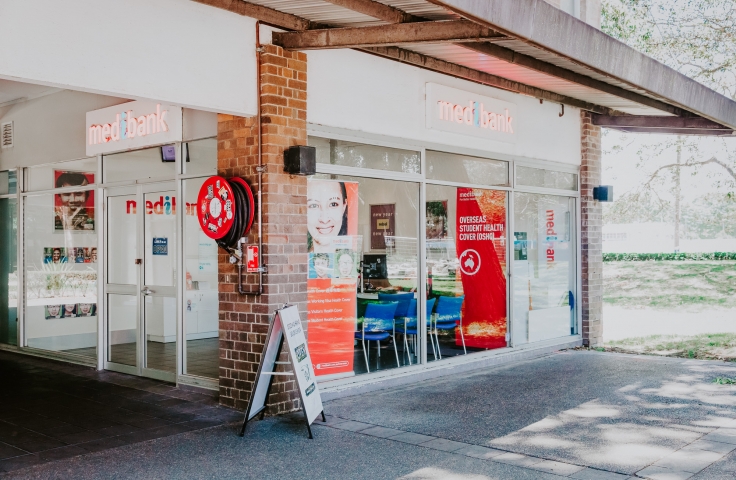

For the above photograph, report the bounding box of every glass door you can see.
[512,193,576,345]
[104,182,177,381]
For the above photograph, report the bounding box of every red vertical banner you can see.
[455,188,507,349]
[306,179,360,377]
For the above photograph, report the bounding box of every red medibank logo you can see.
[545,209,556,263]
[89,104,169,146]
[437,100,514,134]
[124,196,196,216]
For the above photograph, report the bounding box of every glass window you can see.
[512,193,576,345]
[104,146,176,183]
[0,170,17,195]
[307,174,419,378]
[516,166,578,191]
[426,151,509,187]
[310,136,420,174]
[183,177,219,379]
[426,185,508,360]
[184,138,217,176]
[0,197,18,346]
[24,192,98,358]
[26,158,97,192]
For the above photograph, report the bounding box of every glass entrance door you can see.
[512,193,576,345]
[105,183,178,381]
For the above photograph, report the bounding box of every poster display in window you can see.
[455,188,507,349]
[54,171,95,231]
[369,204,395,250]
[426,201,448,240]
[306,178,360,377]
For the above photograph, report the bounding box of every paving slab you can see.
[419,438,468,452]
[388,432,437,445]
[493,452,543,467]
[330,420,372,432]
[359,426,405,438]
[654,449,724,473]
[637,465,695,480]
[570,467,633,479]
[684,440,736,455]
[454,445,506,459]
[700,429,736,445]
[530,459,585,475]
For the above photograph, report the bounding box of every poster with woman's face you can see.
[54,170,95,231]
[307,179,358,252]
[426,201,448,239]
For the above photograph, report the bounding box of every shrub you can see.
[603,252,736,262]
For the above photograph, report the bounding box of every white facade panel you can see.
[307,49,581,165]
[0,0,257,117]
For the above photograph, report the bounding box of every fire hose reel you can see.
[197,176,256,250]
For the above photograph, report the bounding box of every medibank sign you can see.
[426,83,517,144]
[85,100,182,156]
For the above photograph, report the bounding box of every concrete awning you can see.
[197,0,736,134]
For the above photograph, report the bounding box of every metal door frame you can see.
[103,181,177,382]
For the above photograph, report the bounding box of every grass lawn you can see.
[605,333,736,361]
[602,260,736,360]
[603,260,736,310]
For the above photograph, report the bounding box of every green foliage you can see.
[607,333,736,360]
[604,252,736,261]
[713,377,736,384]
[602,0,736,98]
[604,260,736,309]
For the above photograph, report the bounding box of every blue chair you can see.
[433,295,466,358]
[377,292,413,319]
[396,298,437,364]
[355,302,399,373]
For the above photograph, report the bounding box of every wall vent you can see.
[1,121,13,149]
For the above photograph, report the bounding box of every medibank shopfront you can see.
[0,47,582,398]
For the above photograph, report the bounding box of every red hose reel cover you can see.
[197,176,255,241]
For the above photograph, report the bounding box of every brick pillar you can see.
[217,45,308,413]
[580,111,603,346]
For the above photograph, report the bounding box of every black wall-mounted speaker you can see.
[284,145,316,175]
[593,185,613,202]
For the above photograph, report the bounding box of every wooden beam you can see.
[611,127,734,136]
[362,46,621,116]
[321,0,421,23]
[325,0,690,118]
[273,20,507,50]
[591,114,729,130]
[462,42,690,118]
[192,0,312,31]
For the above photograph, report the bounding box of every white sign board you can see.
[426,83,517,144]
[241,305,324,438]
[279,306,323,424]
[86,100,182,156]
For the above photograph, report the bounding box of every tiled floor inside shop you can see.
[0,350,239,474]
[67,338,219,379]
[351,333,483,375]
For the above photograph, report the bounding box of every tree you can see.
[601,0,736,249]
[602,0,736,99]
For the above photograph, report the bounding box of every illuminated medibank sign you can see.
[86,100,182,156]
[426,83,517,144]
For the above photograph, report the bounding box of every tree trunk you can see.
[674,137,682,252]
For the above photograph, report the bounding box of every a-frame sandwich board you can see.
[239,305,325,439]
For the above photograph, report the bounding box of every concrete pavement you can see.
[3,350,736,479]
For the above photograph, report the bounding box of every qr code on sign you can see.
[295,344,307,363]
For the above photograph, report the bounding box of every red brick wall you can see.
[580,111,603,346]
[217,44,308,413]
